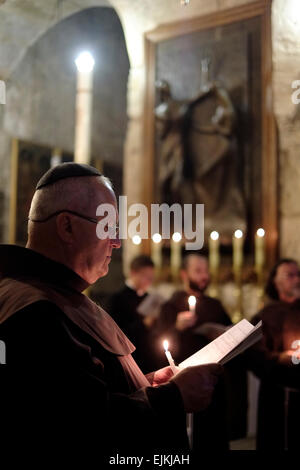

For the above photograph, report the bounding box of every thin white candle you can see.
[188,295,196,315]
[163,340,177,375]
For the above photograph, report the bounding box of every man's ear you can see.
[56,213,74,243]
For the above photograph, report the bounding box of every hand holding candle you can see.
[175,296,197,331]
[163,340,178,375]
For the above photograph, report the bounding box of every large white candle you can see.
[255,228,265,280]
[151,233,162,277]
[209,231,220,280]
[171,232,182,282]
[163,340,177,375]
[233,229,244,274]
[74,51,95,164]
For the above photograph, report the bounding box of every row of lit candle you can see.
[209,228,266,282]
[131,228,266,283]
[132,232,183,282]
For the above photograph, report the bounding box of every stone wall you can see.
[0,6,129,243]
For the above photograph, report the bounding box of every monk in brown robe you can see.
[0,163,222,461]
[155,254,247,452]
[109,255,158,374]
[246,259,300,450]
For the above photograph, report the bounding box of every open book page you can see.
[219,321,262,365]
[179,319,262,368]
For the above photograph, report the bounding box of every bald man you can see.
[0,163,222,460]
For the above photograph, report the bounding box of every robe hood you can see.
[0,245,135,357]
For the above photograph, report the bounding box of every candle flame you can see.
[132,235,141,245]
[172,232,182,243]
[256,228,265,238]
[163,339,169,351]
[210,231,219,241]
[188,295,196,308]
[234,229,243,239]
[152,233,162,243]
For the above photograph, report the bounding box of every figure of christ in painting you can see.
[155,60,246,240]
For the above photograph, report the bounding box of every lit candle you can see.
[171,232,182,283]
[255,228,265,281]
[233,229,244,276]
[188,295,196,315]
[151,233,162,277]
[163,340,177,375]
[132,235,142,245]
[74,51,95,164]
[209,231,220,280]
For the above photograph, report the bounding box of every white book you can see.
[179,319,262,368]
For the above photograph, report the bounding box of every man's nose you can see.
[111,236,121,249]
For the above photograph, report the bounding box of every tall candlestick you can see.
[232,229,244,322]
[209,231,220,281]
[233,229,244,279]
[74,51,95,164]
[163,340,177,375]
[151,233,162,278]
[188,295,196,315]
[171,232,182,283]
[255,228,265,283]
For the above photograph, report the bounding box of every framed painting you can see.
[143,0,277,268]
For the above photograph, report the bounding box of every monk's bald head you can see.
[28,174,113,225]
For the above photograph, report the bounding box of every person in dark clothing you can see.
[156,254,236,452]
[156,254,231,360]
[0,163,222,460]
[246,258,300,450]
[109,255,157,373]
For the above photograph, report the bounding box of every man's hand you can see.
[146,366,180,387]
[170,363,223,412]
[175,311,197,331]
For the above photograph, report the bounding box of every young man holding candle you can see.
[0,164,222,461]
[155,253,244,451]
[156,254,231,360]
